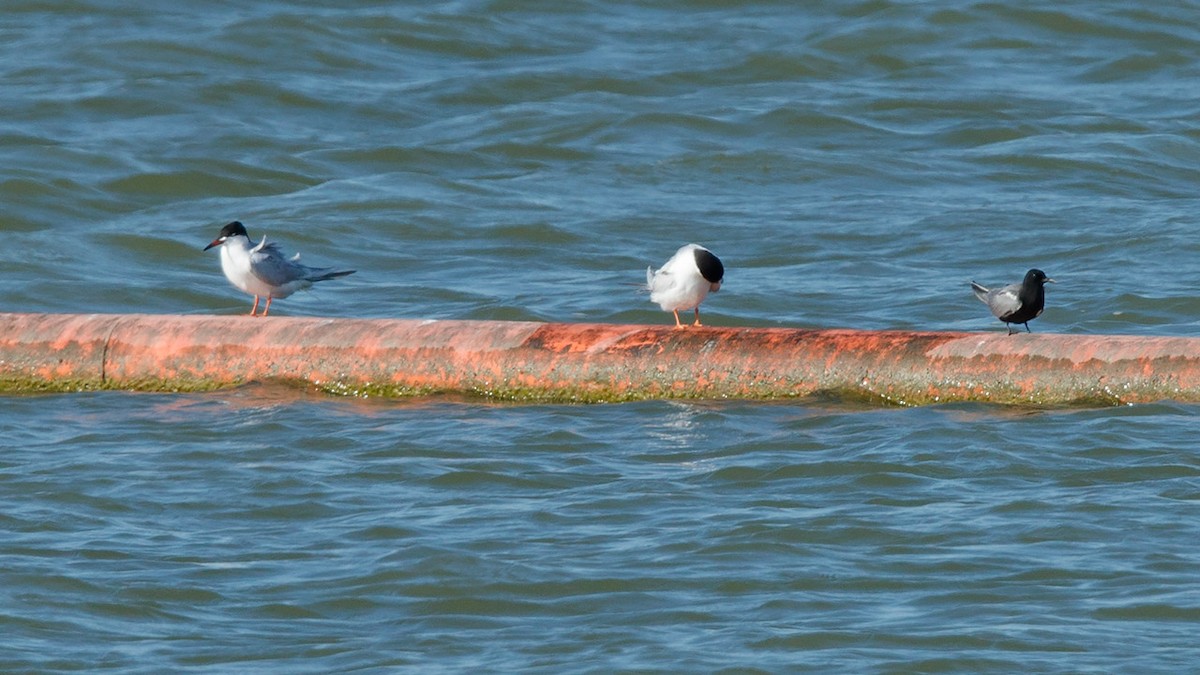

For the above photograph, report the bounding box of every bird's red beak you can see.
[203,237,224,251]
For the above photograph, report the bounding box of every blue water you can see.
[3,1,1200,671]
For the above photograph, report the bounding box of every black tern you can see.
[970,268,1055,335]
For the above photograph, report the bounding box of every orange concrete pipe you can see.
[0,312,1198,405]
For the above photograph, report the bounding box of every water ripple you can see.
[6,1,1200,671]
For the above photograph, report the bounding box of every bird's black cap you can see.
[204,221,249,250]
[694,247,724,284]
[219,221,248,238]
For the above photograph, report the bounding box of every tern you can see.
[971,268,1054,335]
[646,243,724,328]
[204,221,356,316]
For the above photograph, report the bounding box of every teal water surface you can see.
[5,391,1200,672]
[4,1,1200,671]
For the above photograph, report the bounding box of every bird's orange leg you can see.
[262,295,273,317]
[249,296,260,316]
[672,310,685,329]
[693,308,703,327]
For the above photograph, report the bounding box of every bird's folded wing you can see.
[647,267,673,291]
[248,246,302,287]
[989,286,1022,317]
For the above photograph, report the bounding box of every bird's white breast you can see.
[219,237,275,297]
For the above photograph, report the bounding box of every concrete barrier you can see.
[0,312,1196,405]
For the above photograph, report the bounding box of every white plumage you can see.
[204,221,355,316]
[646,243,724,328]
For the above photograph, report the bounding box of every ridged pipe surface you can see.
[1,312,1197,405]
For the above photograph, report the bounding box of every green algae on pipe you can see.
[0,312,1198,405]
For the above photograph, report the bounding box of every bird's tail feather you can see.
[969,281,989,303]
[309,269,356,282]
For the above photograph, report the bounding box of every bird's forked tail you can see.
[309,269,356,282]
[969,281,989,303]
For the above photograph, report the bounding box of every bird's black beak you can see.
[203,237,225,251]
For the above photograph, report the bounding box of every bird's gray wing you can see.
[986,283,1023,319]
[248,238,305,287]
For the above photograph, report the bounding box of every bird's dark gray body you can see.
[971,268,1054,335]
